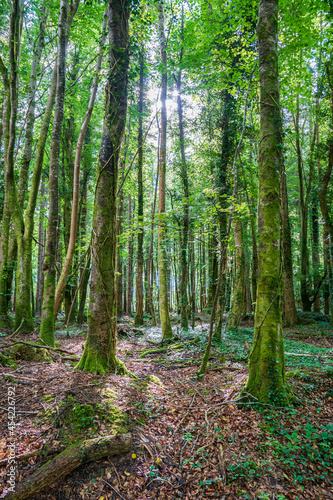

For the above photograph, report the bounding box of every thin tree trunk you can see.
[36,181,46,317]
[39,0,69,346]
[227,214,246,328]
[126,196,133,316]
[54,13,107,315]
[319,62,333,325]
[157,0,172,339]
[116,182,124,318]
[14,65,57,331]
[0,1,22,328]
[76,0,130,374]
[280,154,298,324]
[135,44,145,326]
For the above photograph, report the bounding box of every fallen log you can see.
[139,336,200,358]
[5,433,132,500]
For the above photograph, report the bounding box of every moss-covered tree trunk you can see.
[157,0,172,339]
[246,0,288,405]
[14,66,57,331]
[39,0,69,346]
[76,0,130,374]
[135,44,145,326]
[0,1,21,329]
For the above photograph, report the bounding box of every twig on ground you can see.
[102,479,128,500]
[108,458,123,488]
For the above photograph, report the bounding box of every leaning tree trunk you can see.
[157,0,172,339]
[135,44,145,326]
[246,0,288,405]
[39,0,69,346]
[76,0,130,374]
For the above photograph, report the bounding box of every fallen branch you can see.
[5,433,132,500]
[3,340,77,356]
[139,336,199,358]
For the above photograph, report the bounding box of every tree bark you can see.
[14,65,57,331]
[227,214,246,328]
[280,154,298,324]
[135,44,145,326]
[39,0,69,346]
[0,1,22,328]
[246,0,288,404]
[36,181,46,317]
[157,0,172,339]
[54,13,107,316]
[76,0,130,374]
[5,433,131,500]
[126,196,133,316]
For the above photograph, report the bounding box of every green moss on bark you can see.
[75,346,128,376]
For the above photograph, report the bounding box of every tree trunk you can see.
[54,13,107,316]
[135,44,145,326]
[227,215,246,328]
[246,0,288,404]
[76,0,130,374]
[5,433,131,500]
[36,181,46,317]
[126,196,133,316]
[294,95,313,312]
[0,0,22,329]
[116,179,124,318]
[157,0,172,339]
[280,154,298,324]
[311,103,321,312]
[39,0,69,346]
[14,65,57,331]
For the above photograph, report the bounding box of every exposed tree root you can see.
[5,433,132,500]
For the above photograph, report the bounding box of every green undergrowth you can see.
[211,327,333,371]
[256,405,333,487]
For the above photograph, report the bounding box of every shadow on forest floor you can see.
[0,316,332,499]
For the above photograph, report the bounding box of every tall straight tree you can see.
[246,0,288,404]
[176,7,190,332]
[39,0,70,346]
[77,0,130,374]
[54,12,107,316]
[0,0,22,329]
[135,43,145,326]
[157,0,172,339]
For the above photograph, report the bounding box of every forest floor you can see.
[0,314,332,500]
